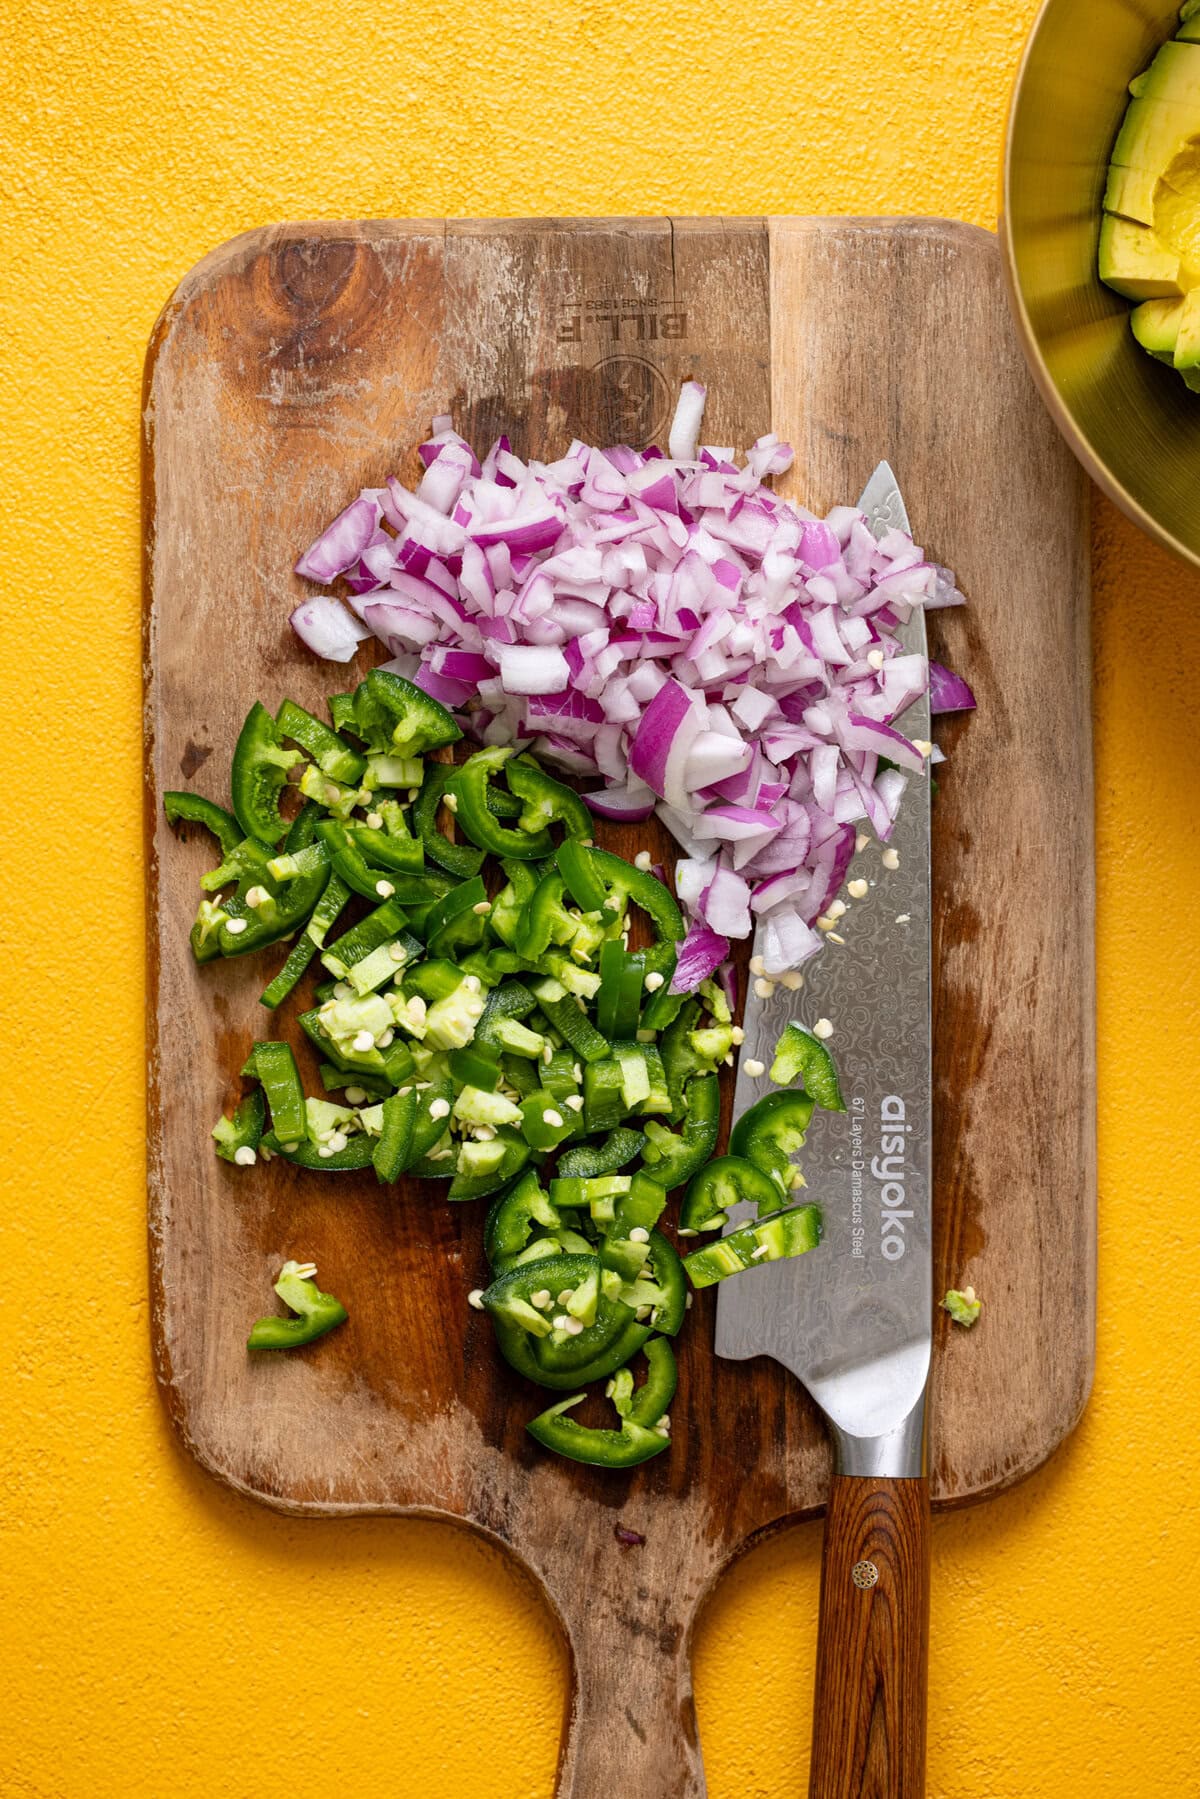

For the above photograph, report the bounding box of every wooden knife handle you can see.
[809,1473,930,1799]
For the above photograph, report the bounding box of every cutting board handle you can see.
[556,1604,705,1798]
[809,1473,930,1799]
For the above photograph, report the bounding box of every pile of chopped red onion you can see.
[291,385,974,978]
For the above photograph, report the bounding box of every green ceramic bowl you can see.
[1003,0,1200,567]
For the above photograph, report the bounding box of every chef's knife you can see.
[716,463,932,1799]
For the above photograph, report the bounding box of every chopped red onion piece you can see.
[290,597,371,662]
[668,381,707,460]
[928,661,976,713]
[669,921,730,994]
[295,495,380,583]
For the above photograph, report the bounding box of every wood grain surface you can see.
[144,217,1094,1796]
[810,1476,931,1799]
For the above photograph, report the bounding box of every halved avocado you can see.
[1131,295,1186,353]
[1098,215,1184,299]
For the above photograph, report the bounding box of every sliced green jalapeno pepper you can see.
[729,1089,817,1198]
[448,747,554,859]
[315,820,450,906]
[351,678,393,752]
[538,1048,581,1107]
[276,699,366,786]
[284,798,324,853]
[212,1089,266,1163]
[364,668,462,757]
[407,1071,457,1164]
[247,1261,348,1350]
[520,1091,575,1152]
[484,1170,562,1268]
[550,1171,666,1237]
[488,1015,546,1058]
[425,875,491,958]
[596,941,646,1040]
[637,942,684,1032]
[516,871,580,961]
[241,1041,307,1143]
[163,790,244,858]
[502,1054,541,1099]
[489,858,542,945]
[372,1088,417,1183]
[555,839,609,913]
[319,1064,393,1099]
[487,783,523,820]
[448,1044,503,1092]
[483,1252,651,1389]
[506,755,592,842]
[200,834,277,895]
[639,1046,671,1115]
[347,824,425,875]
[261,1128,376,1171]
[329,693,359,737]
[297,1010,413,1087]
[557,1127,645,1179]
[298,763,366,818]
[582,1058,627,1132]
[639,1231,686,1334]
[770,1023,846,1111]
[320,898,410,979]
[588,849,684,943]
[639,1072,720,1190]
[413,762,486,878]
[525,1393,670,1467]
[447,1128,530,1201]
[266,840,330,886]
[474,980,539,1050]
[683,1202,823,1288]
[231,701,306,846]
[210,838,330,961]
[363,752,424,792]
[531,976,610,1064]
[611,1336,677,1427]
[220,879,324,959]
[679,1154,783,1234]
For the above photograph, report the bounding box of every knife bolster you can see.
[828,1386,927,1480]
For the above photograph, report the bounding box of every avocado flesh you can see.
[1174,288,1200,366]
[1131,296,1186,353]
[1098,216,1184,299]
[1154,145,1200,268]
[1101,12,1200,386]
[1128,40,1200,103]
[1111,95,1200,172]
[1105,164,1168,225]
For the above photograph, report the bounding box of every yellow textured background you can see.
[4,1,1198,1793]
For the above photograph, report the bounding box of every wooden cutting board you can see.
[144,217,1094,1797]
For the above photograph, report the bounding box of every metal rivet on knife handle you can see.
[851,1560,879,1590]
